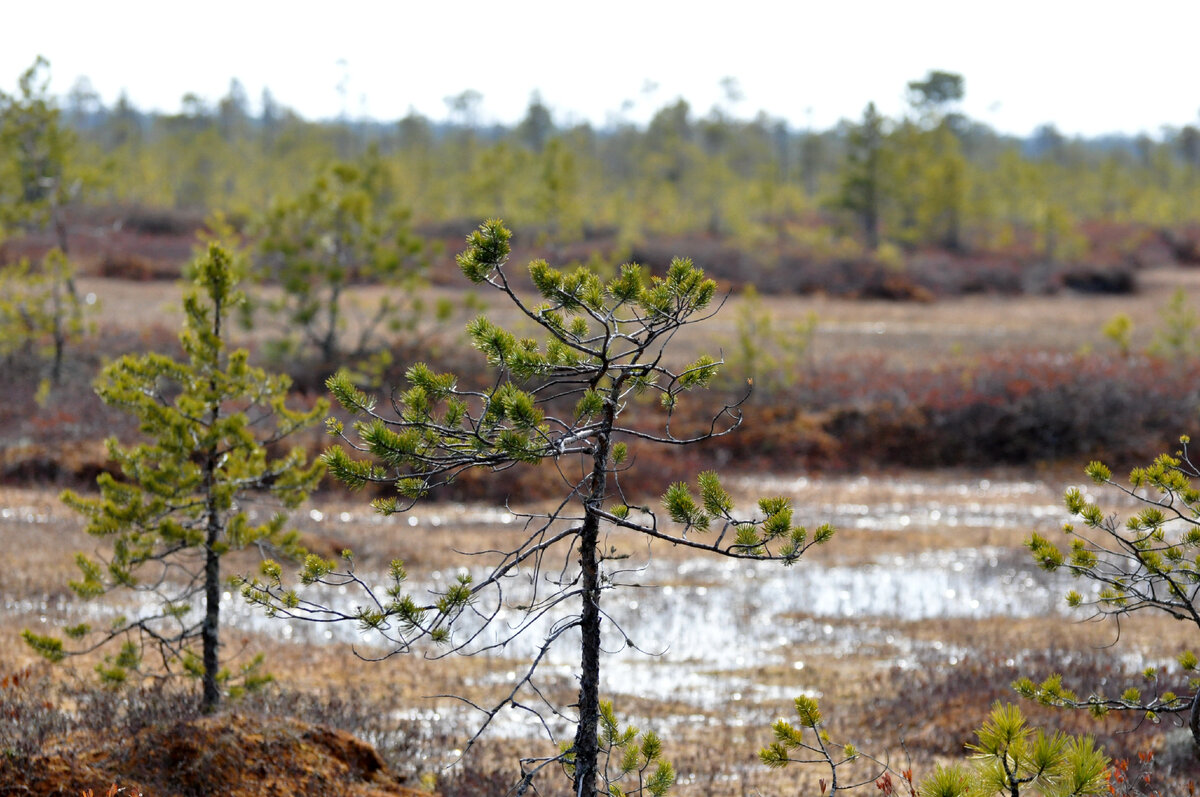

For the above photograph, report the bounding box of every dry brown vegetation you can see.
[4,470,1200,795]
[4,224,1200,794]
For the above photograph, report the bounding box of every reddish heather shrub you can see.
[724,351,1200,472]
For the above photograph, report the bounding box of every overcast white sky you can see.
[4,1,1198,138]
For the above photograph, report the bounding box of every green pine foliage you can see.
[1101,290,1200,359]
[558,701,675,797]
[245,219,836,796]
[1148,288,1200,358]
[833,102,887,249]
[727,284,817,397]
[8,59,1200,263]
[0,248,92,383]
[760,694,874,793]
[0,56,75,235]
[1021,436,1200,750]
[761,698,1108,796]
[966,702,1109,796]
[23,243,326,711]
[1100,313,1134,357]
[0,57,99,384]
[250,155,428,365]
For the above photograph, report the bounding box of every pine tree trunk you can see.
[202,526,221,712]
[53,202,69,256]
[50,265,66,384]
[201,290,223,713]
[51,329,63,384]
[865,165,880,250]
[201,440,222,713]
[322,283,340,364]
[572,508,602,797]
[570,391,618,797]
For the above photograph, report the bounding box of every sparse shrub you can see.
[875,241,906,271]
[808,352,1200,468]
[761,699,1109,796]
[0,666,70,760]
[121,206,205,237]
[1059,264,1136,295]
[95,250,172,281]
[1149,288,1200,358]
[726,283,817,397]
[1101,313,1134,357]
[86,786,144,797]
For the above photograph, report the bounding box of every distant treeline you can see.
[36,68,1199,260]
[0,58,1196,309]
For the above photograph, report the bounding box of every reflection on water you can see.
[11,473,1094,738]
[221,541,1078,729]
[0,505,56,524]
[204,544,1069,642]
[11,539,1077,720]
[732,473,1069,533]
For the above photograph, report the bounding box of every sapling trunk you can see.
[570,388,617,797]
[202,517,221,712]
[573,510,602,797]
[201,290,225,713]
[1191,691,1200,756]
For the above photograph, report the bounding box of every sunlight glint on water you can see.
[12,473,1094,739]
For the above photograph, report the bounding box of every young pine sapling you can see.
[24,244,326,711]
[244,220,835,796]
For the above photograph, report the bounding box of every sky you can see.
[4,1,1199,139]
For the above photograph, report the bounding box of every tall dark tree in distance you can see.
[835,102,887,248]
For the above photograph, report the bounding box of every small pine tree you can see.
[759,694,878,793]
[0,58,96,383]
[1148,288,1200,358]
[245,220,834,795]
[250,158,427,366]
[0,56,102,256]
[23,244,326,711]
[964,702,1109,797]
[0,56,74,240]
[1100,312,1134,358]
[729,284,817,397]
[0,249,92,383]
[834,102,888,249]
[1021,437,1200,756]
[554,701,675,797]
[760,698,1109,796]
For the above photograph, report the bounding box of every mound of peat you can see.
[1,712,426,797]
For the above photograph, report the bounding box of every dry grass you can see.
[5,464,1199,795]
[74,262,1200,376]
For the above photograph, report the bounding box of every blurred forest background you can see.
[13,66,1200,287]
